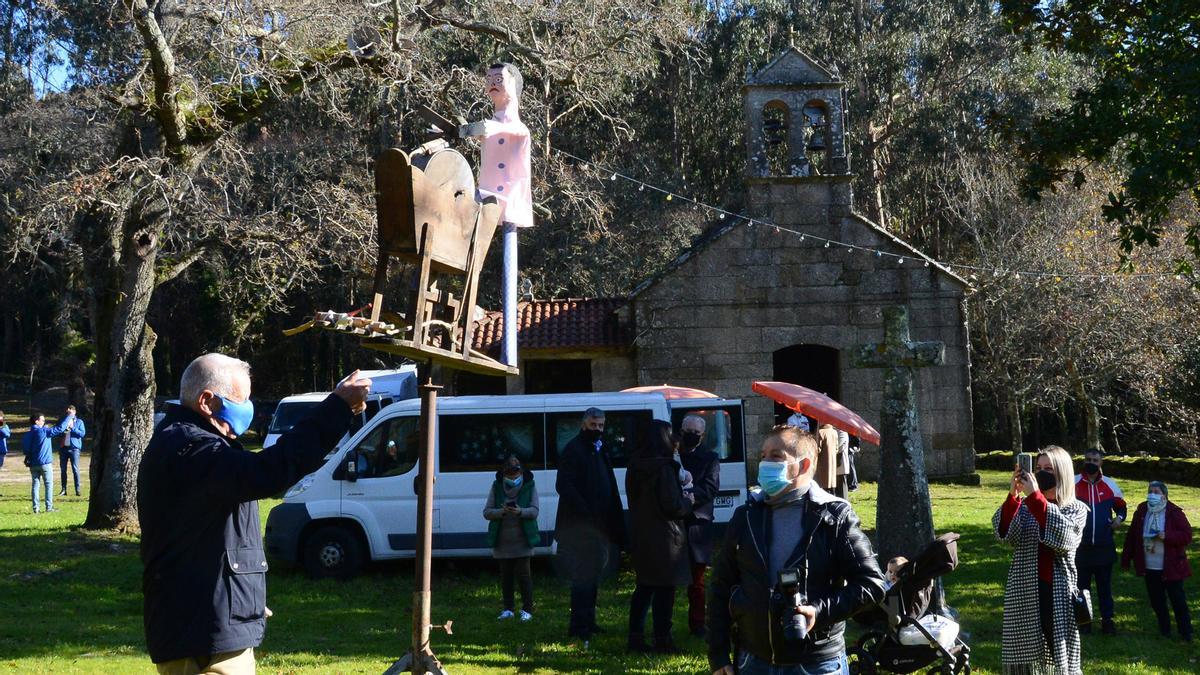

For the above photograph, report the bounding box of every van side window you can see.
[547,410,652,469]
[671,406,745,462]
[348,396,393,435]
[341,416,419,480]
[439,413,545,473]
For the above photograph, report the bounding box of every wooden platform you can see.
[361,336,518,377]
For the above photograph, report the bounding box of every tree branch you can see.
[127,0,187,154]
[154,246,208,286]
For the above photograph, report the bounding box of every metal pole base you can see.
[382,651,449,675]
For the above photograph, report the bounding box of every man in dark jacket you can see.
[625,419,694,652]
[1074,447,1126,635]
[708,426,885,674]
[138,353,370,673]
[554,407,625,644]
[678,413,721,638]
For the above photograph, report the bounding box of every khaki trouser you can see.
[156,648,255,675]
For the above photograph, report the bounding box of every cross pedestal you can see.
[851,306,944,567]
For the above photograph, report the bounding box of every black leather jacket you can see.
[707,483,885,669]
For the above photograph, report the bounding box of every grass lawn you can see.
[1,463,1198,673]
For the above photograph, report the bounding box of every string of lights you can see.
[552,148,1193,284]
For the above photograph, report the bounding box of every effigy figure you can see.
[461,62,532,366]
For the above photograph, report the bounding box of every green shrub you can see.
[976,450,1200,488]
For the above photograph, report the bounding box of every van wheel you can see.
[303,525,364,580]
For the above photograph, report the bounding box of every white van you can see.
[264,391,747,578]
[262,367,419,449]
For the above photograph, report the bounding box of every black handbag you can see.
[1073,588,1093,626]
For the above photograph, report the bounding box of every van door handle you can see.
[346,491,365,496]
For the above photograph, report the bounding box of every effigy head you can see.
[486,62,523,108]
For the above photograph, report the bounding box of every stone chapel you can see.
[465,48,977,481]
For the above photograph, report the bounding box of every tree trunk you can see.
[860,133,887,227]
[81,191,164,531]
[1066,359,1102,452]
[1007,397,1023,454]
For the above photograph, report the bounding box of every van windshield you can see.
[269,402,322,434]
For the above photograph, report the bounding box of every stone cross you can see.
[851,305,944,568]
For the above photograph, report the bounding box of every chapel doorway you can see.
[771,344,841,424]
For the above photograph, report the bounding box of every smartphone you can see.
[506,500,517,508]
[1017,453,1033,474]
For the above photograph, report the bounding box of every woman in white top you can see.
[1121,480,1193,641]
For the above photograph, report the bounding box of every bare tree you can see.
[2,0,695,530]
[953,156,1200,454]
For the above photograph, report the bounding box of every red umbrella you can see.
[622,384,719,400]
[751,380,881,446]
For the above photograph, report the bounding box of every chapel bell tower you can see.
[744,47,849,179]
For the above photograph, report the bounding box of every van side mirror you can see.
[346,450,358,482]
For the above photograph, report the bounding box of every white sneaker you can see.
[519,610,533,622]
[497,610,515,620]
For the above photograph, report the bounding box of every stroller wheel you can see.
[847,646,877,675]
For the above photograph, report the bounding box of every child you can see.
[885,556,909,591]
[483,455,540,620]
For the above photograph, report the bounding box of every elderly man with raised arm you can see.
[138,354,370,674]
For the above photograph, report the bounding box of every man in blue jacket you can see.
[23,411,74,513]
[138,353,370,673]
[56,405,86,497]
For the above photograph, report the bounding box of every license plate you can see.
[713,495,735,508]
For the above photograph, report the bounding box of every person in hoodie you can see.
[625,420,694,654]
[483,454,540,622]
[1073,447,1126,635]
[708,425,885,675]
[1121,481,1193,642]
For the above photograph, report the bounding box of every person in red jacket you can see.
[1121,481,1193,642]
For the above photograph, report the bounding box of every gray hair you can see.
[582,407,605,420]
[180,353,251,402]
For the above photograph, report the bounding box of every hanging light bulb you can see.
[665,194,672,201]
[898,257,905,265]
[824,241,831,248]
[719,213,726,220]
[610,173,617,181]
[638,184,645,191]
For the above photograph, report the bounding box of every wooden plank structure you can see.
[306,124,517,377]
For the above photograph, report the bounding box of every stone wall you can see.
[628,199,975,480]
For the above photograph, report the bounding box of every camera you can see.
[774,569,809,641]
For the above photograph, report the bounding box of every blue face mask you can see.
[215,395,254,437]
[504,475,523,488]
[1147,493,1164,508]
[757,460,795,496]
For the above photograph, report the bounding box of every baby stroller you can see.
[848,533,971,675]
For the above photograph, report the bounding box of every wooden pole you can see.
[413,364,439,673]
[385,362,447,675]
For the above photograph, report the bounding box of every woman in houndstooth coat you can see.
[992,446,1088,675]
